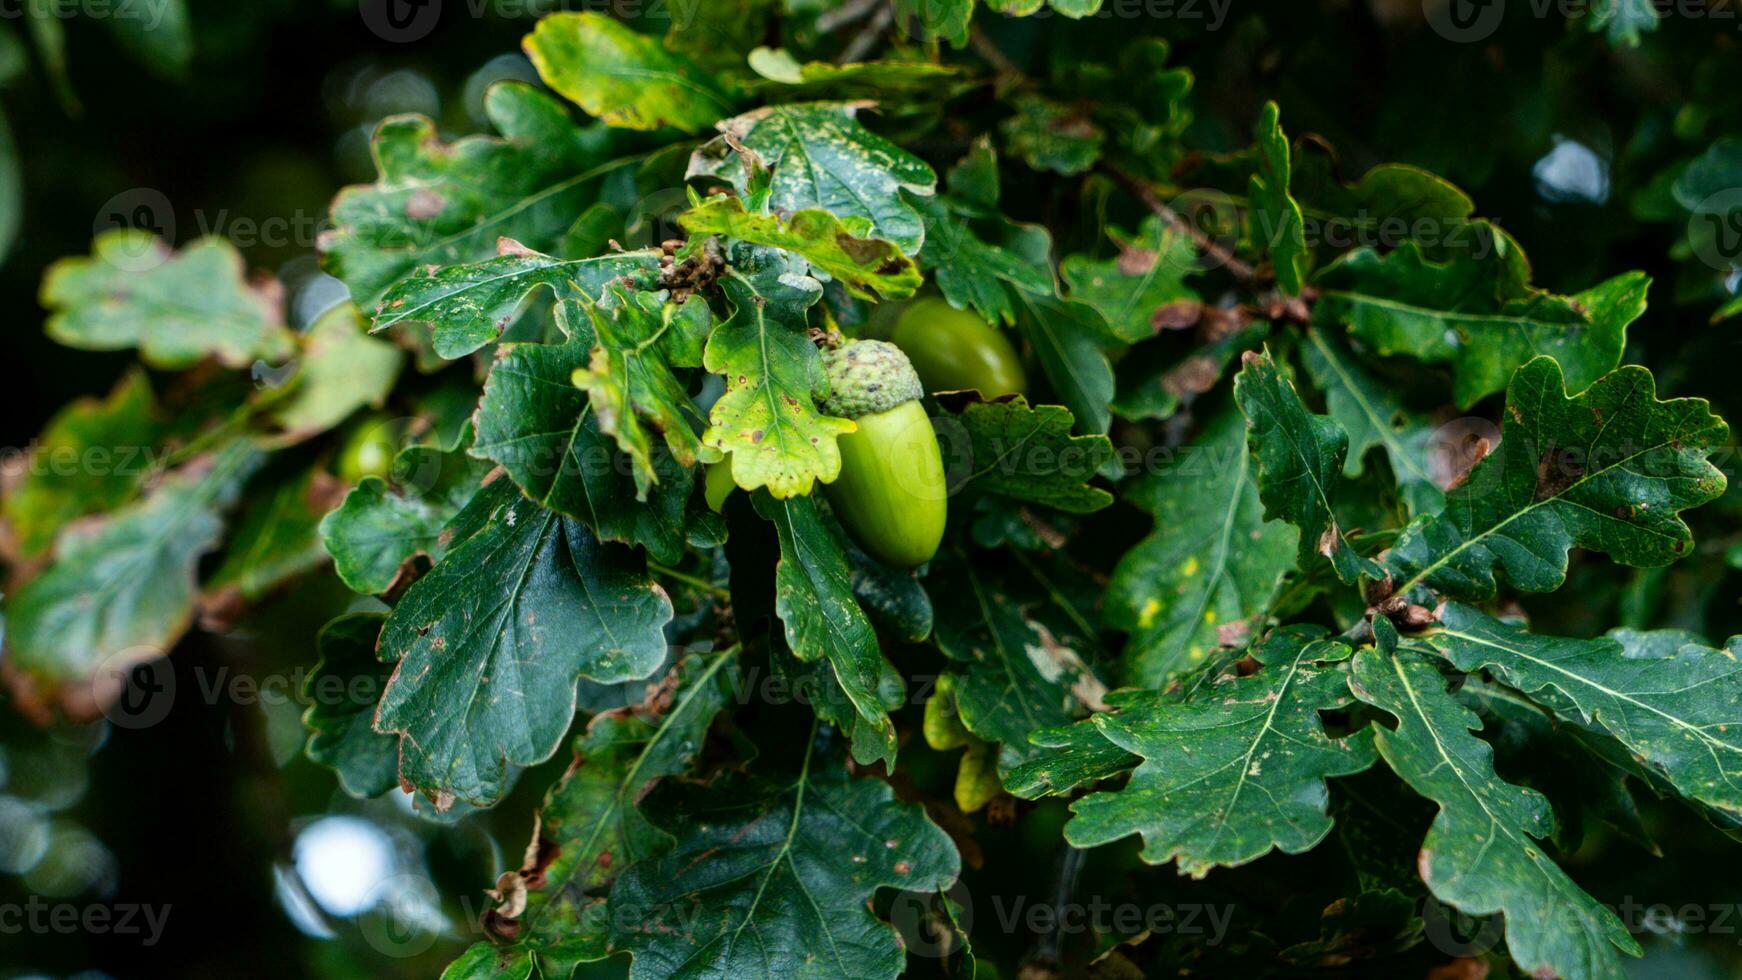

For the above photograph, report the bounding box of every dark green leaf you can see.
[608,738,960,979]
[1314,231,1649,409]
[323,82,634,308]
[1061,216,1200,343]
[929,547,1106,771]
[303,613,399,799]
[471,339,692,564]
[1348,649,1641,980]
[1067,627,1376,876]
[464,651,740,975]
[1419,603,1742,824]
[319,442,492,596]
[376,485,674,808]
[1234,348,1378,584]
[687,102,936,254]
[1249,102,1308,295]
[1299,326,1442,516]
[755,492,897,768]
[1384,357,1728,600]
[1105,404,1297,687]
[373,244,663,360]
[943,394,1113,513]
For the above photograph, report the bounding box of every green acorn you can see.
[891,297,1026,398]
[821,340,948,567]
[336,415,399,483]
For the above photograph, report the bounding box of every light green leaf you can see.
[1348,648,1641,980]
[1419,603,1742,823]
[891,0,974,47]
[1067,627,1376,876]
[523,12,733,133]
[471,338,691,564]
[5,440,259,697]
[1314,229,1650,408]
[1299,326,1442,516]
[303,613,400,799]
[688,102,937,254]
[376,484,674,808]
[608,738,960,979]
[1385,357,1728,600]
[677,194,922,299]
[1589,0,1658,45]
[701,246,854,499]
[42,232,292,369]
[746,48,968,98]
[1105,404,1297,687]
[755,492,897,769]
[2,369,166,561]
[270,303,403,440]
[984,0,1105,15]
[571,285,711,495]
[1234,348,1378,584]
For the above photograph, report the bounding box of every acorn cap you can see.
[820,340,924,419]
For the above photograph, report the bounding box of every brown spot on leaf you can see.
[406,189,445,221]
[1317,522,1344,560]
[1151,300,1202,332]
[1534,445,1581,500]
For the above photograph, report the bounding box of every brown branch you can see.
[1100,162,1258,284]
[839,3,893,63]
[968,26,1023,79]
[816,0,881,34]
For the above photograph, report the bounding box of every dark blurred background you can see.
[2,1,1741,977]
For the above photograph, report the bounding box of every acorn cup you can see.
[820,340,949,568]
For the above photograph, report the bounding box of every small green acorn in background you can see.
[892,297,1026,398]
[703,459,737,512]
[336,414,399,483]
[821,339,948,568]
